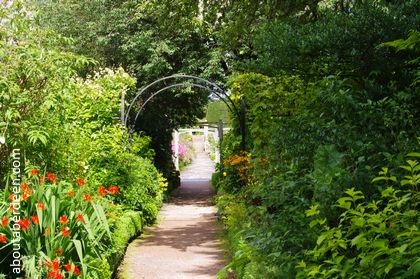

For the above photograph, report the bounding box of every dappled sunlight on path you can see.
[117,135,225,279]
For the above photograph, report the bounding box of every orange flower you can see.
[47,270,62,279]
[0,233,7,243]
[44,228,51,236]
[64,263,81,275]
[61,227,70,238]
[18,218,30,230]
[108,185,119,195]
[30,169,38,176]
[59,215,68,225]
[56,248,63,256]
[46,172,58,183]
[76,213,84,223]
[83,193,91,202]
[67,190,75,197]
[75,178,85,186]
[1,216,8,227]
[37,202,46,210]
[22,192,29,202]
[21,182,32,195]
[30,215,39,225]
[98,186,107,196]
[39,175,45,183]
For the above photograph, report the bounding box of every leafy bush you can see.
[91,152,166,225]
[107,211,143,269]
[298,154,420,278]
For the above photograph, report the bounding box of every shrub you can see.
[107,211,143,270]
[298,154,420,278]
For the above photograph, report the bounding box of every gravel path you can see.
[117,135,225,279]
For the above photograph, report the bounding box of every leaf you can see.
[351,234,367,248]
[372,176,388,182]
[73,239,87,276]
[407,152,420,158]
[396,244,408,253]
[345,188,364,201]
[337,197,352,209]
[381,187,395,198]
[306,204,320,217]
[27,130,49,145]
[296,260,306,268]
[317,233,328,246]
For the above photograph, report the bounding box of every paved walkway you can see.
[117,135,225,279]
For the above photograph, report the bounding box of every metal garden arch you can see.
[121,74,246,151]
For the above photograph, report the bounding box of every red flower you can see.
[47,270,62,279]
[98,186,107,196]
[30,169,38,176]
[1,216,8,227]
[83,193,91,202]
[61,227,70,238]
[67,190,75,197]
[46,172,58,183]
[0,233,7,243]
[108,185,119,195]
[74,266,81,275]
[75,178,85,186]
[37,202,46,210]
[52,259,60,270]
[18,218,30,230]
[76,213,84,223]
[59,215,68,225]
[30,215,39,225]
[64,263,72,272]
[56,248,63,256]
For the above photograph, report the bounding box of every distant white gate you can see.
[172,122,230,171]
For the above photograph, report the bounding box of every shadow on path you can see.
[117,135,225,279]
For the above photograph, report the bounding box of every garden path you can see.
[117,135,225,279]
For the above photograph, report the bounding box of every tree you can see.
[35,0,227,181]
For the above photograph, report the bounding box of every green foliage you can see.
[0,172,114,278]
[206,101,231,125]
[0,3,165,277]
[298,156,420,278]
[107,210,143,267]
[214,2,418,277]
[34,0,226,183]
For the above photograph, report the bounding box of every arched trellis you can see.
[122,74,246,151]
